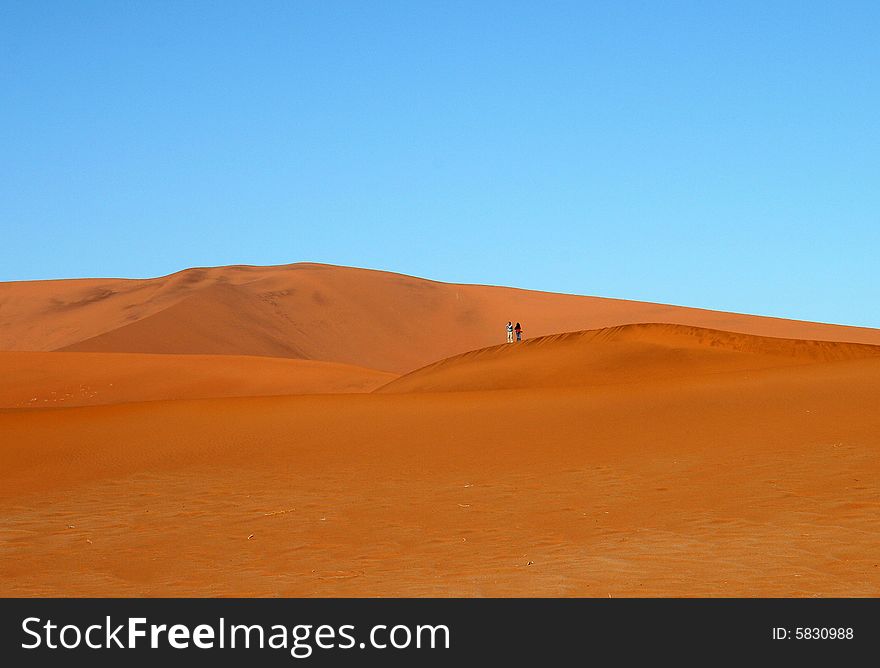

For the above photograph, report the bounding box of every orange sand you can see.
[1,265,879,597]
[0,351,394,409]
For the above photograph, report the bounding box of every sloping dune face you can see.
[3,263,880,373]
[0,352,394,408]
[379,323,880,393]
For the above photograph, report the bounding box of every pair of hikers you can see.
[506,321,523,343]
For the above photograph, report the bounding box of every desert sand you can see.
[1,264,879,597]
[0,351,393,409]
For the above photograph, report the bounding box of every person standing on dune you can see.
[506,321,514,344]
[515,322,523,341]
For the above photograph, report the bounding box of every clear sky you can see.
[2,1,878,327]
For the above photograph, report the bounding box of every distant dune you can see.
[3,263,880,597]
[379,323,880,393]
[0,352,394,409]
[3,263,880,373]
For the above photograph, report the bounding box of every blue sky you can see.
[2,1,878,327]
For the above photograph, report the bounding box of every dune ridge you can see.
[379,323,880,393]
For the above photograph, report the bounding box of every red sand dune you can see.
[2,263,880,373]
[2,265,880,597]
[0,352,394,409]
[3,323,880,596]
[379,323,880,393]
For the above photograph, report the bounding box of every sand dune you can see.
[3,263,880,373]
[3,264,880,597]
[380,323,880,393]
[0,351,394,408]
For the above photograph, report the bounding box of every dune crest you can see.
[379,323,880,393]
